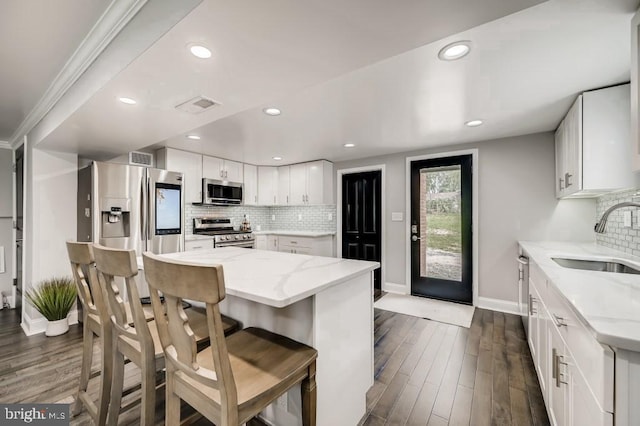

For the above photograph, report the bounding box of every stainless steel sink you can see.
[552,257,640,274]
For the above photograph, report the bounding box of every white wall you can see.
[23,145,77,333]
[0,148,13,301]
[335,132,596,306]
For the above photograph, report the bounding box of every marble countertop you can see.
[519,241,640,352]
[253,230,336,237]
[143,247,378,308]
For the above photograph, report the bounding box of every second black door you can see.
[342,171,382,293]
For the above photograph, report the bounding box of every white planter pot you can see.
[45,318,69,337]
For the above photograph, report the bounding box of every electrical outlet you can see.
[298,214,302,221]
[276,394,288,411]
[328,213,333,221]
[271,215,276,221]
[624,211,632,227]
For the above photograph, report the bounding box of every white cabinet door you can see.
[306,161,326,205]
[258,166,278,205]
[289,163,307,205]
[160,148,203,203]
[632,9,640,171]
[278,166,291,205]
[267,235,278,251]
[569,363,613,426]
[549,324,568,426]
[555,121,566,198]
[563,97,582,197]
[202,155,224,180]
[244,164,258,205]
[255,235,267,250]
[224,160,243,183]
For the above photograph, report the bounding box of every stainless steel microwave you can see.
[202,178,243,205]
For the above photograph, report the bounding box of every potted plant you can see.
[26,277,77,336]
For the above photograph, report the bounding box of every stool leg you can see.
[301,361,317,426]
[96,326,112,426]
[165,367,180,426]
[140,354,157,426]
[72,322,94,416]
[106,349,125,426]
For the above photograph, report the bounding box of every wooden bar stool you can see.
[92,244,214,426]
[66,241,112,426]
[142,252,318,426]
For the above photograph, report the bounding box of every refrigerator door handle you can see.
[140,176,147,242]
[147,176,153,245]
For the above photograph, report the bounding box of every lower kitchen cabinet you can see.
[525,256,614,426]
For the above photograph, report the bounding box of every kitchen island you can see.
[152,247,379,426]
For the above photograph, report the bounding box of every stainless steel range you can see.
[193,217,255,248]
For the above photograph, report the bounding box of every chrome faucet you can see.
[594,202,640,233]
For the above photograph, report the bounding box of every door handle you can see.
[411,235,421,242]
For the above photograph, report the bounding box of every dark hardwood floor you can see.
[0,306,549,425]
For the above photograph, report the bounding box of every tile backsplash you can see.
[185,204,337,234]
[596,189,640,255]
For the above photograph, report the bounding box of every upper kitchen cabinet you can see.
[244,164,258,205]
[278,165,291,205]
[258,166,278,205]
[632,9,640,170]
[202,155,243,183]
[289,160,333,205]
[156,148,203,203]
[555,84,632,199]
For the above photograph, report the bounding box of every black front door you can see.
[342,171,382,293]
[410,155,472,304]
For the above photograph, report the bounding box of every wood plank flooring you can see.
[0,306,549,425]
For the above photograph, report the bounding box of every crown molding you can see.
[0,141,10,150]
[9,0,149,146]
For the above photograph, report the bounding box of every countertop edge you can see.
[519,241,640,353]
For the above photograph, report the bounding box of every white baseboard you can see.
[477,297,520,315]
[21,309,79,336]
[383,282,407,294]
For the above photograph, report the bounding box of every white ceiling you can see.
[0,0,111,140]
[33,0,639,166]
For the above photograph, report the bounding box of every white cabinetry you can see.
[278,166,291,205]
[184,238,213,251]
[278,235,333,257]
[243,164,258,205]
[631,9,640,171]
[257,166,278,205]
[202,155,243,183]
[156,148,203,203]
[289,161,333,205]
[555,84,632,198]
[525,256,614,426]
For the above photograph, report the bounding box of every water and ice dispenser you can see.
[100,198,131,238]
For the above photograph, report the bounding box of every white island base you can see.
[220,272,373,426]
[151,248,378,426]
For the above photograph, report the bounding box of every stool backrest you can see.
[142,252,237,416]
[93,244,152,352]
[66,241,106,322]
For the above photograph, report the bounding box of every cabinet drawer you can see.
[184,239,213,251]
[279,245,311,255]
[278,236,313,248]
[546,284,614,413]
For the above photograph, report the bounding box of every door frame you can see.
[405,149,478,306]
[337,164,386,289]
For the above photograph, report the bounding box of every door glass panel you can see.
[419,166,462,281]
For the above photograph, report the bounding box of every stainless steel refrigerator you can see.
[77,161,184,255]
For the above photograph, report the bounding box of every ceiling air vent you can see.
[175,96,220,114]
[129,151,153,167]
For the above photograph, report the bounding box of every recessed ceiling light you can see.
[465,119,484,127]
[118,97,136,105]
[272,156,283,161]
[343,143,356,148]
[186,135,201,140]
[438,41,471,61]
[263,107,281,116]
[189,44,211,59]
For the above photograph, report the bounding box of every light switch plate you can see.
[624,210,632,227]
[391,212,403,222]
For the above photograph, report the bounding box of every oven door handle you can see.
[216,241,255,248]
